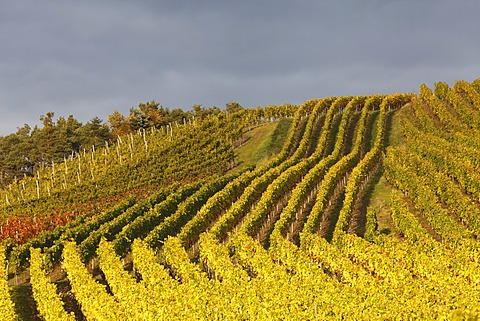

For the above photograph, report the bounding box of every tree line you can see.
[0,100,243,187]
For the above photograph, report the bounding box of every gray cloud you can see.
[1,0,479,135]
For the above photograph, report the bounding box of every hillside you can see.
[2,80,480,320]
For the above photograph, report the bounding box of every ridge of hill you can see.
[2,79,480,319]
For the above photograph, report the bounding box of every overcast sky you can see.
[1,0,479,135]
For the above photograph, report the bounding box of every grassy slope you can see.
[235,119,292,168]
[366,105,410,235]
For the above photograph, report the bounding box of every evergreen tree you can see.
[75,117,112,150]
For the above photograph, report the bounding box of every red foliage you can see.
[0,179,192,245]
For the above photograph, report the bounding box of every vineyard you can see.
[2,79,480,320]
